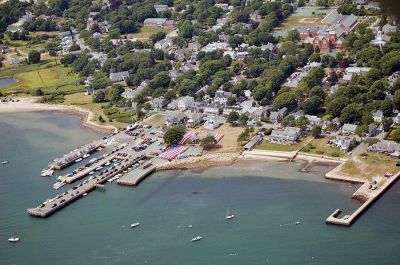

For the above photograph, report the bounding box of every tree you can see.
[382,117,393,132]
[286,29,300,42]
[28,50,41,64]
[282,115,295,127]
[164,125,186,145]
[381,99,393,117]
[296,115,309,130]
[393,90,400,110]
[273,92,297,111]
[200,136,217,150]
[238,114,249,125]
[391,128,400,142]
[33,89,44,96]
[227,111,240,124]
[92,90,106,103]
[150,32,166,44]
[300,96,321,115]
[179,20,194,39]
[311,125,322,138]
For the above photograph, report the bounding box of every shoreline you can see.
[0,98,117,134]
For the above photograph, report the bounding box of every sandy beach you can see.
[0,98,117,134]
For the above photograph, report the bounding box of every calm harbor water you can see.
[0,78,18,89]
[1,112,400,265]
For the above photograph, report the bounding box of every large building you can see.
[298,9,358,52]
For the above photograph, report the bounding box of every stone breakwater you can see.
[156,153,239,171]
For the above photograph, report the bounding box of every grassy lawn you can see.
[0,61,82,94]
[127,26,172,40]
[275,15,325,31]
[63,92,132,129]
[143,113,166,127]
[341,153,400,181]
[256,136,312,152]
[301,137,346,158]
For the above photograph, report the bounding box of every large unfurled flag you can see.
[179,131,196,145]
[159,146,188,160]
[208,132,224,143]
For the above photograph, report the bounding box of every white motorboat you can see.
[131,222,140,228]
[41,169,54,177]
[105,161,111,166]
[8,236,19,243]
[95,166,103,171]
[83,154,90,159]
[75,158,83,163]
[83,193,88,196]
[88,171,95,175]
[226,209,235,220]
[53,181,66,190]
[2,161,9,164]
[191,236,202,242]
[295,221,301,225]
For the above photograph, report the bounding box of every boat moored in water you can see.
[8,236,20,243]
[191,236,202,242]
[131,222,140,228]
[75,158,83,163]
[2,161,9,164]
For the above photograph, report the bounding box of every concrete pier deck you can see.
[117,165,156,186]
[28,155,144,218]
[326,171,400,226]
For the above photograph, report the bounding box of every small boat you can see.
[105,161,111,166]
[95,166,103,171]
[41,169,54,177]
[83,193,88,196]
[226,209,235,220]
[53,181,66,190]
[2,161,9,164]
[191,236,202,242]
[83,154,90,159]
[8,236,19,243]
[131,222,140,228]
[187,224,193,228]
[295,221,301,225]
[75,158,83,163]
[88,171,95,175]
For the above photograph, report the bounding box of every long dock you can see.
[117,165,156,186]
[61,155,116,184]
[28,155,144,218]
[326,171,400,226]
[49,140,103,170]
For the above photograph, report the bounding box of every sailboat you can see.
[226,209,235,220]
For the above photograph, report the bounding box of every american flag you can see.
[179,132,196,145]
[159,146,188,160]
[208,132,224,143]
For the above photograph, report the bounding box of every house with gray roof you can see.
[187,113,204,128]
[373,110,384,123]
[367,140,400,154]
[109,71,129,83]
[331,135,357,152]
[143,18,167,27]
[151,98,169,110]
[164,111,187,126]
[269,107,288,124]
[341,123,358,135]
[270,127,301,144]
[244,134,263,150]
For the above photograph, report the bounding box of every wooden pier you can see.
[117,165,156,186]
[28,155,144,218]
[326,171,400,226]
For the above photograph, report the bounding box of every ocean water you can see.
[1,112,400,265]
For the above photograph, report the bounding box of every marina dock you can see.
[28,154,144,218]
[117,165,156,186]
[49,140,103,170]
[326,171,400,226]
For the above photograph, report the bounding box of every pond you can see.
[0,77,18,89]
